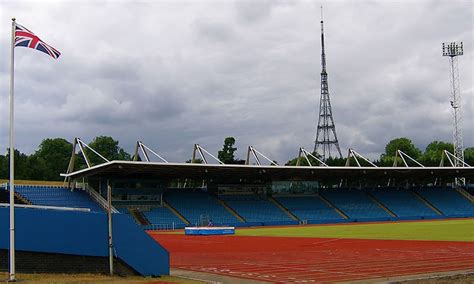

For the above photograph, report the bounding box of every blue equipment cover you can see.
[185,226,235,235]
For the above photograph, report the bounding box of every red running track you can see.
[150,233,474,283]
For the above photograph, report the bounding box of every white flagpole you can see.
[9,17,16,282]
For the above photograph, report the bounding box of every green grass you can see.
[234,219,474,242]
[0,272,204,283]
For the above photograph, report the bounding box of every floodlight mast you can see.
[442,42,464,185]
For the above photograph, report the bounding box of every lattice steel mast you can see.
[442,42,464,168]
[314,7,342,160]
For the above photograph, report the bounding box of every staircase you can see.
[14,192,31,205]
[129,208,150,226]
[217,199,246,222]
[456,188,474,203]
[411,190,443,215]
[84,184,118,213]
[163,200,190,225]
[366,192,397,217]
[269,196,300,221]
[317,194,349,219]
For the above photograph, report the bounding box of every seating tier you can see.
[321,189,391,219]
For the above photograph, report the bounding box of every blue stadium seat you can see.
[164,189,240,226]
[115,206,186,229]
[321,188,391,219]
[368,188,438,218]
[142,206,187,229]
[13,185,103,212]
[414,187,474,217]
[222,194,293,223]
[275,196,343,221]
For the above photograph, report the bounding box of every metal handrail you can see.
[84,184,119,213]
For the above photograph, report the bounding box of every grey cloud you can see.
[0,1,471,164]
[234,0,276,24]
[194,19,236,43]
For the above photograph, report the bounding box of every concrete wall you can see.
[0,250,135,275]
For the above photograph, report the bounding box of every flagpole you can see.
[9,17,16,282]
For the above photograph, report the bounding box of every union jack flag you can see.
[15,24,60,59]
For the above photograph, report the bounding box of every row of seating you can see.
[8,185,472,229]
[275,196,343,221]
[367,188,437,217]
[125,187,473,228]
[223,196,292,222]
[413,187,474,216]
[11,185,104,212]
[165,190,239,226]
[321,189,391,219]
[142,207,187,229]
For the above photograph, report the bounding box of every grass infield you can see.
[233,219,474,242]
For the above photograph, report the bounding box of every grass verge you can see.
[0,272,204,283]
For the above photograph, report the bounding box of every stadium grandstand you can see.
[4,142,474,229]
[1,141,473,277]
[54,141,474,230]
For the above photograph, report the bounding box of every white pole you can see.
[107,180,114,276]
[9,17,16,282]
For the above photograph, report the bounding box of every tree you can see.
[2,149,31,180]
[30,138,73,180]
[465,147,474,166]
[286,152,325,166]
[186,158,203,164]
[422,141,453,166]
[27,154,48,180]
[0,154,7,179]
[218,137,237,164]
[86,136,131,165]
[325,157,347,166]
[379,137,422,166]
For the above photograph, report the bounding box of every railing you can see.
[143,223,177,231]
[84,184,119,213]
[123,205,153,212]
[0,202,91,212]
[299,220,308,225]
[456,188,474,202]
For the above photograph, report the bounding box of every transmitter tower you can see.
[314,8,342,160]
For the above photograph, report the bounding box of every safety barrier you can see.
[0,207,169,276]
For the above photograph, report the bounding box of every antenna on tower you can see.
[442,41,465,185]
[314,6,343,160]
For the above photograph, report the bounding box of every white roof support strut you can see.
[345,148,377,167]
[134,141,168,163]
[441,150,471,167]
[297,147,328,167]
[191,144,224,164]
[245,146,278,166]
[77,139,91,168]
[64,137,110,187]
[393,150,424,167]
[76,138,110,167]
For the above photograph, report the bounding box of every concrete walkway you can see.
[171,268,268,284]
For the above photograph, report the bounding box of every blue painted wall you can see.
[113,213,169,276]
[0,207,169,276]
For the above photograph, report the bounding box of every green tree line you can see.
[286,137,474,167]
[0,136,130,181]
[0,136,472,181]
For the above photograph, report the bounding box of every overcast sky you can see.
[0,0,472,164]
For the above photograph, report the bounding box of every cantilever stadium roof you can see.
[62,161,474,183]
